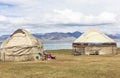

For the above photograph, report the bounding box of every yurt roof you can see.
[74,28,116,43]
[1,29,43,48]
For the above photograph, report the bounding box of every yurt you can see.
[0,29,44,61]
[72,28,117,55]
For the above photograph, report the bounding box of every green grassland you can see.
[0,49,120,78]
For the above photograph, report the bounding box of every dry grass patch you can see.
[0,49,120,78]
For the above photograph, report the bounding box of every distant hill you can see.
[0,35,10,42]
[0,31,120,42]
[67,31,82,38]
[33,32,76,42]
[107,34,120,39]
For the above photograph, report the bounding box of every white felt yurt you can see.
[0,29,44,61]
[72,28,117,55]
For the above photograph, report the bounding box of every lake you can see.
[43,41,72,50]
[0,41,120,50]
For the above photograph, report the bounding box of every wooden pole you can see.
[3,52,5,62]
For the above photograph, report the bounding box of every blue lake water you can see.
[43,41,72,50]
[0,41,120,50]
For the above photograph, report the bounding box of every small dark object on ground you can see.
[90,51,99,55]
[73,52,81,56]
[51,57,56,59]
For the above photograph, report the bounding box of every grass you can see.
[0,49,120,78]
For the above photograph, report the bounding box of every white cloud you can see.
[0,15,8,22]
[43,9,117,24]
[0,0,120,35]
[97,12,117,23]
[0,9,117,25]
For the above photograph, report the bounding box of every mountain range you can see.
[0,31,120,42]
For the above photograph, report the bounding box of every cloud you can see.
[0,9,117,26]
[0,0,120,35]
[0,2,15,7]
[43,9,117,25]
[0,9,119,35]
[55,23,113,27]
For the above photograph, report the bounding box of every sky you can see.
[0,0,120,35]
